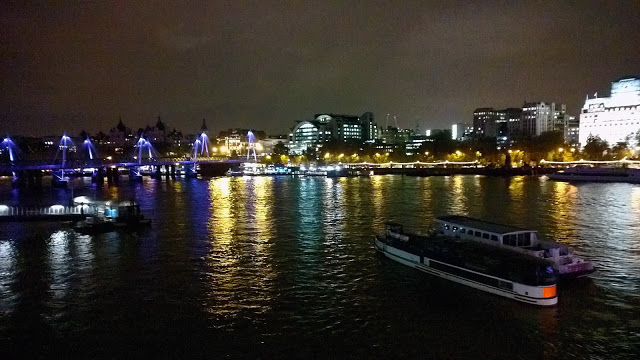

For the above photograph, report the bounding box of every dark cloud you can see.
[1,0,639,136]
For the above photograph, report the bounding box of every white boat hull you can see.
[374,236,557,306]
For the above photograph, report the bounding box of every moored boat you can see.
[375,222,558,306]
[435,215,595,278]
[548,165,640,183]
[71,197,151,234]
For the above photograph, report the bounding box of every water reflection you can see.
[0,241,16,315]
[204,177,275,318]
[545,181,579,245]
[48,230,71,300]
[370,175,384,222]
[1,175,640,358]
[447,175,468,215]
[323,178,345,244]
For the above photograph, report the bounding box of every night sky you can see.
[1,1,639,137]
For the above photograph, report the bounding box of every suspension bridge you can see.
[0,131,243,188]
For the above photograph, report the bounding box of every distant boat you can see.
[548,165,640,183]
[374,222,558,306]
[72,197,151,234]
[435,215,595,279]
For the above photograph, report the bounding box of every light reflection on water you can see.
[0,175,639,358]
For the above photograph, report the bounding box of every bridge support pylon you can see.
[129,167,143,182]
[92,167,105,184]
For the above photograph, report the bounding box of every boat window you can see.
[517,233,525,246]
[504,234,516,246]
[523,233,532,247]
[490,235,498,241]
[482,233,490,239]
[445,224,450,230]
[474,231,481,237]
[459,228,465,234]
[452,226,458,232]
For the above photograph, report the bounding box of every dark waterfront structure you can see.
[1,175,640,358]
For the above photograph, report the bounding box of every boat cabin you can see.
[435,215,540,248]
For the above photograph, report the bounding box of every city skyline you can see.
[1,1,640,136]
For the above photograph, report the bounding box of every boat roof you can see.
[435,215,534,234]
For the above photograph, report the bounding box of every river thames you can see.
[1,175,639,359]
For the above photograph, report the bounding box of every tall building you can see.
[520,102,566,136]
[473,108,499,137]
[473,108,522,138]
[564,116,579,145]
[360,112,378,142]
[579,76,640,147]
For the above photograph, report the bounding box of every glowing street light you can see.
[558,147,564,153]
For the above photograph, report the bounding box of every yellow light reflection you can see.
[449,175,468,214]
[546,181,578,244]
[204,177,275,317]
[371,175,385,221]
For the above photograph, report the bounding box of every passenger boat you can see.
[374,222,558,306]
[435,215,595,278]
[548,165,640,183]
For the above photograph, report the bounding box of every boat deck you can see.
[436,215,532,234]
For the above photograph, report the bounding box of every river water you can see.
[0,175,639,359]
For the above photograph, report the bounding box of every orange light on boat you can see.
[543,285,557,298]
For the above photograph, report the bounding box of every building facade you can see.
[451,123,471,140]
[473,108,522,139]
[564,115,579,146]
[288,113,377,155]
[520,102,566,136]
[579,76,640,147]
